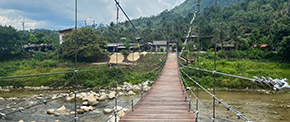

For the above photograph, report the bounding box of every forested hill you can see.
[100,0,242,42]
[170,0,242,16]
[130,0,242,28]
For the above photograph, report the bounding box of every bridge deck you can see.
[120,53,195,122]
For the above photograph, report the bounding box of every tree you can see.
[229,24,240,50]
[63,27,107,62]
[0,25,23,60]
[28,34,38,44]
[279,36,290,61]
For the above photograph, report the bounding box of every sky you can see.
[0,0,185,30]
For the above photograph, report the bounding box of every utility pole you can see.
[115,0,120,65]
[21,20,25,31]
[92,20,96,28]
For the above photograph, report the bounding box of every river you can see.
[0,89,289,122]
[189,90,290,122]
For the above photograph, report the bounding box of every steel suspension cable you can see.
[113,0,144,41]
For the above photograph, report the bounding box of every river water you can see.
[189,90,290,122]
[0,89,289,122]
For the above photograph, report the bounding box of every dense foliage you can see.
[0,25,59,61]
[0,26,24,60]
[62,27,108,62]
[94,0,290,62]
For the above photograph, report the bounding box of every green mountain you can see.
[98,0,290,61]
[171,0,242,16]
[97,0,242,42]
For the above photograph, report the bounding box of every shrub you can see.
[120,50,130,57]
[41,60,58,68]
[33,51,46,61]
[218,50,226,59]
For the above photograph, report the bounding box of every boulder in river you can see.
[70,111,76,115]
[18,120,24,122]
[118,92,125,96]
[65,96,74,101]
[8,97,18,101]
[128,91,135,95]
[82,101,89,106]
[81,106,94,112]
[77,109,84,114]
[143,86,150,92]
[103,109,113,114]
[88,98,98,106]
[98,95,107,101]
[117,87,122,91]
[108,93,115,100]
[77,92,87,99]
[133,85,141,91]
[0,97,5,101]
[56,105,67,112]
[47,109,55,114]
[54,112,60,116]
[117,110,126,118]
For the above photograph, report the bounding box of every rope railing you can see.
[179,68,251,122]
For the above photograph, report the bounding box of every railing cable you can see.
[179,68,251,122]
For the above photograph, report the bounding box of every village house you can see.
[58,28,73,44]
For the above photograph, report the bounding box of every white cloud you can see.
[0,8,47,30]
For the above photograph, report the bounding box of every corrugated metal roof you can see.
[107,43,118,47]
[153,41,167,45]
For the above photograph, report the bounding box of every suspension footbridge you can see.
[0,0,289,122]
[120,53,195,122]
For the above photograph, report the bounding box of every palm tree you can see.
[230,24,240,50]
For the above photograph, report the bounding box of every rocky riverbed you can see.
[1,83,289,122]
[0,81,151,122]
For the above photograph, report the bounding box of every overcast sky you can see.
[0,0,185,30]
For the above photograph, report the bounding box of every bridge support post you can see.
[188,96,191,112]
[196,98,199,122]
[74,91,77,122]
[114,110,117,122]
[131,96,134,112]
[141,83,144,99]
[115,81,118,110]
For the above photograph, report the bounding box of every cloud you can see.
[0,0,185,30]
[0,8,47,30]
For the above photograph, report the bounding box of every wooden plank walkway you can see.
[120,53,195,122]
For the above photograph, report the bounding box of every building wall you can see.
[59,34,64,44]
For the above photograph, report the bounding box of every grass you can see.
[182,51,290,89]
[0,53,166,87]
